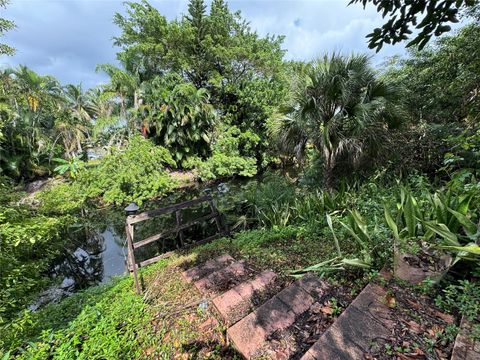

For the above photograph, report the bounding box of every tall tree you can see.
[110,0,287,167]
[277,54,402,190]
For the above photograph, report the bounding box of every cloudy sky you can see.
[1,0,411,89]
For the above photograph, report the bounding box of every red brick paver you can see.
[212,270,277,325]
[194,260,252,296]
[182,254,234,282]
[452,316,480,360]
[227,275,326,359]
[300,283,393,360]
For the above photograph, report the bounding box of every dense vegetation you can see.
[1,0,479,358]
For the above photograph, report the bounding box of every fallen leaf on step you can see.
[385,294,396,308]
[413,347,424,355]
[406,320,422,334]
[320,305,334,315]
[427,324,444,338]
[433,310,455,324]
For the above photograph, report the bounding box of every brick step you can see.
[227,274,330,359]
[212,270,278,326]
[451,315,480,360]
[300,283,394,360]
[194,260,256,296]
[182,254,234,283]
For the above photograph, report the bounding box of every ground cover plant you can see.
[1,0,480,358]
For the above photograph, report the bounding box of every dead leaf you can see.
[413,347,424,355]
[406,320,422,334]
[385,294,396,308]
[396,353,419,360]
[320,306,334,315]
[405,299,420,310]
[427,324,444,338]
[434,310,455,324]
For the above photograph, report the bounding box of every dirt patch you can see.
[368,278,459,360]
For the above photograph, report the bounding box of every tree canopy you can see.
[350,0,478,51]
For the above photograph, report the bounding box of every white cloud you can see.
[0,0,409,88]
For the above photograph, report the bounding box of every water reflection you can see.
[31,178,257,308]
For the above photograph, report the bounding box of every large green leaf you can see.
[326,213,342,256]
[423,221,459,246]
[384,205,399,242]
[446,207,477,236]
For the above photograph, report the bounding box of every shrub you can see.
[196,126,259,181]
[2,276,152,358]
[77,136,177,205]
[0,202,72,324]
[37,181,86,215]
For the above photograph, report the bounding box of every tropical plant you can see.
[0,0,15,56]
[275,53,402,190]
[291,210,375,276]
[53,155,84,179]
[196,125,259,180]
[146,80,217,163]
[76,135,177,205]
[383,187,428,247]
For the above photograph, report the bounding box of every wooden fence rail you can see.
[125,195,226,293]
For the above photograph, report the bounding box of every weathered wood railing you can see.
[125,195,226,293]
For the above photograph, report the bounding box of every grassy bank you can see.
[1,222,373,359]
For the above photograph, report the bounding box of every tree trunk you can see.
[323,147,335,191]
[76,136,83,155]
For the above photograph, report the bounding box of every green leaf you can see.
[384,205,399,242]
[447,207,477,236]
[423,221,459,246]
[326,213,342,256]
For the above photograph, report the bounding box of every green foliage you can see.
[275,53,403,189]
[142,76,218,163]
[0,65,93,180]
[196,126,259,181]
[0,191,72,324]
[0,0,15,56]
[77,135,177,205]
[110,0,287,167]
[383,23,480,124]
[242,175,296,228]
[350,0,476,51]
[2,275,154,358]
[36,182,86,215]
[436,280,480,321]
[53,156,84,179]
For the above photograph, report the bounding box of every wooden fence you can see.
[125,195,226,293]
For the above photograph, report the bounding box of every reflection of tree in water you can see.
[48,178,257,293]
[50,216,107,290]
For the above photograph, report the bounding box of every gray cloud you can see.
[1,0,408,89]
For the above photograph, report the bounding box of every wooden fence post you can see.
[208,198,224,236]
[126,223,141,294]
[175,209,185,248]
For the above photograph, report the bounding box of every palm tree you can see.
[276,53,403,190]
[12,65,62,113]
[95,63,141,135]
[63,84,92,123]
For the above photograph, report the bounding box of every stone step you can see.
[227,274,330,359]
[451,315,480,360]
[212,270,278,326]
[300,283,394,360]
[194,260,255,296]
[182,254,234,283]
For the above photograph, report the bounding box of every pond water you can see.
[30,178,256,309]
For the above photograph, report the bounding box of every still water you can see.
[30,178,254,309]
